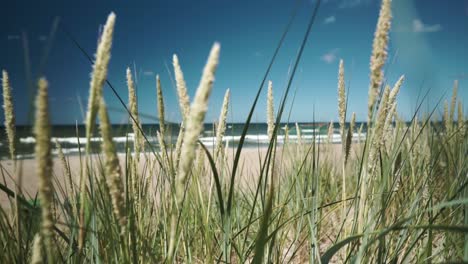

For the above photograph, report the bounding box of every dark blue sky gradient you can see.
[1,0,467,124]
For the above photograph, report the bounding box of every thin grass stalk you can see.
[167,43,220,261]
[55,141,74,196]
[327,121,334,145]
[295,122,302,146]
[34,78,54,262]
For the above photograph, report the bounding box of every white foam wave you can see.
[199,133,366,145]
[20,134,136,144]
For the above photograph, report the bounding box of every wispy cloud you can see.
[253,51,263,57]
[324,15,336,24]
[143,71,154,76]
[338,0,371,9]
[7,35,20,41]
[450,73,468,80]
[321,49,340,64]
[412,19,442,33]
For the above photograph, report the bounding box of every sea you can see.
[0,122,367,160]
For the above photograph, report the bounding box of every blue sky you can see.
[1,0,467,124]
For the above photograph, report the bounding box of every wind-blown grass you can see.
[0,1,467,263]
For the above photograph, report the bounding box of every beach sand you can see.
[0,144,346,207]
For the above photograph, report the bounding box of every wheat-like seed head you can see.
[215,89,230,159]
[267,81,275,141]
[449,80,458,126]
[388,75,404,108]
[176,42,220,202]
[85,12,115,145]
[338,59,346,139]
[2,70,16,160]
[156,75,166,137]
[98,98,126,228]
[458,100,464,134]
[444,100,449,130]
[34,78,54,260]
[375,85,391,141]
[126,68,143,156]
[173,54,191,120]
[383,102,397,148]
[368,0,392,123]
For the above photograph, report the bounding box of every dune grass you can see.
[1,0,468,263]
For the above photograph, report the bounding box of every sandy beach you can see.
[0,144,346,208]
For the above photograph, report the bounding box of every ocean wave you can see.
[19,134,136,144]
[199,133,366,145]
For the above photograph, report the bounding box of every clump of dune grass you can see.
[168,42,220,261]
[1,2,468,263]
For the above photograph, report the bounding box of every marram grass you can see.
[2,70,16,160]
[0,2,467,263]
[34,78,54,262]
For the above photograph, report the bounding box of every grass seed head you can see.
[338,59,346,138]
[98,98,126,228]
[215,89,230,159]
[34,78,54,260]
[368,0,392,123]
[267,81,275,141]
[2,70,16,160]
[173,54,191,120]
[85,12,115,144]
